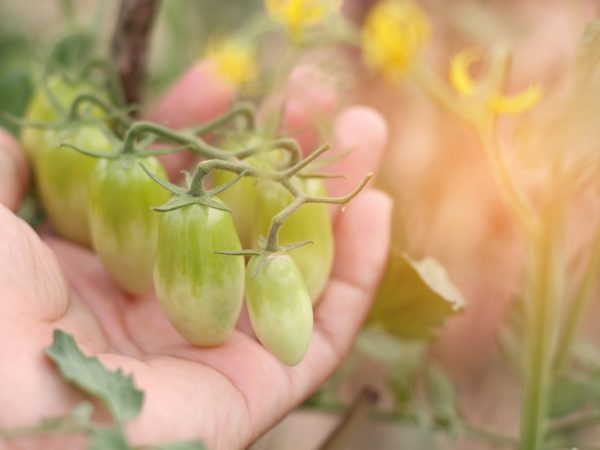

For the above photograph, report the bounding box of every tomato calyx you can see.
[217,235,313,277]
[140,160,249,214]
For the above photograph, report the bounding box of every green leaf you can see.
[367,250,465,340]
[50,31,96,72]
[46,329,144,423]
[0,68,33,135]
[88,428,130,450]
[425,364,460,437]
[39,403,94,432]
[155,441,206,450]
[549,375,591,418]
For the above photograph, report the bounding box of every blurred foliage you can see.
[367,250,464,340]
[147,0,263,96]
[0,31,35,135]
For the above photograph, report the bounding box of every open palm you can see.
[0,63,391,450]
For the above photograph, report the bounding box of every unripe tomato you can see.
[35,124,112,246]
[213,155,262,248]
[21,77,98,165]
[246,252,313,366]
[154,201,245,346]
[256,178,333,303]
[213,135,268,247]
[88,156,170,294]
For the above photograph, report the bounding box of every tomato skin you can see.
[154,201,245,346]
[213,135,268,247]
[88,156,170,294]
[35,124,112,246]
[256,178,333,303]
[246,253,313,366]
[21,77,96,165]
[213,155,262,248]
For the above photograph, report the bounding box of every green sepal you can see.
[153,195,231,214]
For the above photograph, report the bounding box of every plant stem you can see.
[111,0,161,108]
[477,127,536,236]
[553,220,600,372]
[519,193,565,450]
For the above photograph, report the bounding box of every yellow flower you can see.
[206,39,256,87]
[449,48,542,114]
[265,0,342,38]
[362,0,430,80]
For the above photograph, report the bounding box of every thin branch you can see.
[318,387,380,450]
[111,0,161,109]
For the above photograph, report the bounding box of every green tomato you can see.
[35,124,112,246]
[213,135,269,247]
[256,177,333,303]
[154,201,245,346]
[246,252,313,366]
[213,156,262,248]
[21,76,99,165]
[88,156,170,294]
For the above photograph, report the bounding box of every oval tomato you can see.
[35,124,112,246]
[213,155,262,248]
[212,135,269,247]
[256,177,333,303]
[154,201,245,346]
[246,252,313,366]
[88,156,170,294]
[21,76,100,165]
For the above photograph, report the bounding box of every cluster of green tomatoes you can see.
[20,73,369,366]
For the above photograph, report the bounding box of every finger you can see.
[0,205,68,323]
[310,189,392,364]
[325,106,388,215]
[144,62,235,177]
[0,130,29,211]
[282,64,338,152]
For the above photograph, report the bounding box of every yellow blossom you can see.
[206,39,256,87]
[449,48,542,114]
[265,0,342,38]
[362,0,430,80]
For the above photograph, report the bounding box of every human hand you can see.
[0,62,391,449]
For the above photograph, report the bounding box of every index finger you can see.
[144,62,234,177]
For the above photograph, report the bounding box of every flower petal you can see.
[489,85,543,114]
[449,47,481,97]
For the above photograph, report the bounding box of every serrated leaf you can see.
[367,250,465,340]
[88,428,130,450]
[46,330,144,423]
[156,441,206,450]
